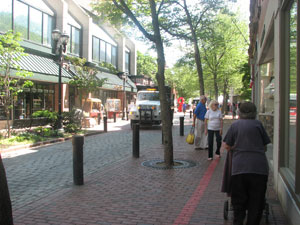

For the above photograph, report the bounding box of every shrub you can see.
[62,109,82,133]
[32,110,59,129]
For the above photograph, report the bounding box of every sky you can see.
[134,0,251,67]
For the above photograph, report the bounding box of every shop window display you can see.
[287,1,297,175]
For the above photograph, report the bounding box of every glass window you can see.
[100,40,106,62]
[93,37,100,61]
[260,62,274,113]
[68,25,81,56]
[125,51,130,73]
[43,14,53,46]
[0,0,12,32]
[29,7,42,43]
[288,1,297,175]
[112,46,117,67]
[106,43,112,64]
[14,0,28,39]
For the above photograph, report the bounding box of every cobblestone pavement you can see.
[1,113,288,224]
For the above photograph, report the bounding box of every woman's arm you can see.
[204,118,208,135]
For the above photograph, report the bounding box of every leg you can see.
[231,174,247,225]
[194,119,201,148]
[246,174,268,225]
[215,130,222,155]
[199,120,207,148]
[207,130,214,158]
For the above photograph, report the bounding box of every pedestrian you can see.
[223,102,271,225]
[204,100,223,160]
[0,154,14,225]
[183,103,186,116]
[192,95,207,150]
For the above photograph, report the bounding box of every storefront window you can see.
[0,95,6,120]
[259,61,274,113]
[288,1,297,175]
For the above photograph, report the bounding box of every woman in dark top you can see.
[223,102,271,225]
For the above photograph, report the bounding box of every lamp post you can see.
[52,29,69,129]
[118,72,128,120]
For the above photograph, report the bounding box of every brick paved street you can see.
[1,113,288,224]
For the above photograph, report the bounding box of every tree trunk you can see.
[213,72,218,100]
[183,0,205,96]
[194,42,205,96]
[0,156,13,225]
[222,81,228,114]
[150,0,173,166]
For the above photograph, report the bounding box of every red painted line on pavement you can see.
[173,158,220,225]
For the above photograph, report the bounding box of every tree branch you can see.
[113,0,156,42]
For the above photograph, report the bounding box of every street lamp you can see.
[118,72,128,120]
[52,28,69,129]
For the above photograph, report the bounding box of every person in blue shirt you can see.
[192,95,208,150]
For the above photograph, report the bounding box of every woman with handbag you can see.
[204,100,223,160]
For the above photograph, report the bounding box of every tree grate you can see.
[141,159,197,170]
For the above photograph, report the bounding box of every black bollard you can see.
[97,113,101,125]
[190,110,192,119]
[162,130,164,144]
[126,111,129,121]
[72,135,84,185]
[132,123,140,158]
[180,116,184,136]
[104,116,107,132]
[113,112,116,123]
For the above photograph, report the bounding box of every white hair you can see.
[200,95,206,101]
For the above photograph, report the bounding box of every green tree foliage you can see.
[137,51,157,78]
[159,0,231,95]
[91,0,175,166]
[200,13,248,102]
[0,31,33,137]
[67,56,106,114]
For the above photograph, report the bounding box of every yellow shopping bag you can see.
[186,127,195,145]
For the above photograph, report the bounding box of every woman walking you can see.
[223,102,271,225]
[204,100,223,160]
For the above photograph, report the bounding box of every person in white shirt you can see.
[204,100,223,160]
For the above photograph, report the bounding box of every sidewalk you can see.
[11,113,288,224]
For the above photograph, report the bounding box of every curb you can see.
[0,130,104,154]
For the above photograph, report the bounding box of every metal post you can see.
[180,116,184,136]
[97,113,101,125]
[104,116,107,132]
[122,78,125,120]
[113,112,116,123]
[190,110,192,118]
[132,123,139,158]
[162,130,164,144]
[58,45,63,129]
[72,135,84,185]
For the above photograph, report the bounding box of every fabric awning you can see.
[96,71,132,92]
[0,52,74,83]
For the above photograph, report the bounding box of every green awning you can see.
[1,52,74,83]
[96,71,132,92]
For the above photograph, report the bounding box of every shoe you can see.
[215,154,221,158]
[194,147,203,150]
[207,158,213,161]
